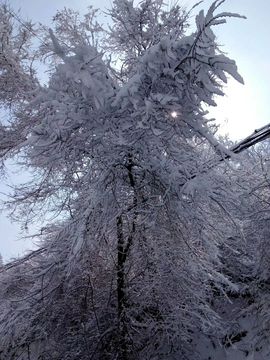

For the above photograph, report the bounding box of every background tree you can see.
[230,142,270,357]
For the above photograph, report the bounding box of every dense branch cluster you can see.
[0,1,269,359]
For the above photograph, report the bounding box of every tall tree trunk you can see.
[117,215,128,360]
[116,154,137,359]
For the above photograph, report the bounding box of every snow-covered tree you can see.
[230,142,270,356]
[0,1,250,359]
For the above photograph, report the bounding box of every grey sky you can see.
[1,0,270,261]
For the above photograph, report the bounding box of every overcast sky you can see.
[1,0,270,261]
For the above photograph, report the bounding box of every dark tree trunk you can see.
[116,154,137,360]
